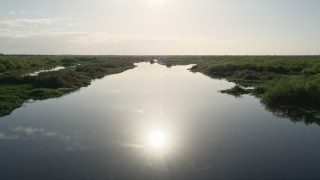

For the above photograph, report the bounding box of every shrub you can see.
[262,75,320,107]
[35,70,90,88]
[0,63,5,73]
[220,85,251,97]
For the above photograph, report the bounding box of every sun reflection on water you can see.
[148,129,166,149]
[145,128,171,156]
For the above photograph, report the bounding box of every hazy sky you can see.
[0,0,319,55]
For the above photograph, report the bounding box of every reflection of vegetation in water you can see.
[158,55,320,123]
[1,55,320,124]
[188,56,320,116]
[264,104,320,126]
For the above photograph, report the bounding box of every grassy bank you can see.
[0,55,151,116]
[1,55,320,121]
[187,56,320,118]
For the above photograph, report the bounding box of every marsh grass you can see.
[186,56,320,117]
[0,55,151,116]
[220,85,252,97]
[1,55,320,119]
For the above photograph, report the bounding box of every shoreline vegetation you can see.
[160,56,320,122]
[1,55,320,123]
[0,55,150,116]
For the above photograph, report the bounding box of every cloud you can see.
[67,22,91,26]
[0,28,11,33]
[66,33,205,44]
[0,26,204,42]
[8,11,47,15]
[106,17,119,21]
[0,18,59,28]
[9,11,18,15]
[0,28,212,55]
[133,109,145,113]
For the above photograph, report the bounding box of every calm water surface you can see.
[1,62,320,180]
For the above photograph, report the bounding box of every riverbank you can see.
[0,55,151,116]
[187,56,320,119]
[1,55,319,120]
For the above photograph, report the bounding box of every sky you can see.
[0,0,319,55]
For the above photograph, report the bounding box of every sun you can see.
[149,0,165,5]
[148,129,166,149]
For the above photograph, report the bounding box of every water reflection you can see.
[148,129,167,149]
[25,66,65,76]
[1,62,320,179]
[0,126,69,141]
[264,104,320,126]
[217,83,320,125]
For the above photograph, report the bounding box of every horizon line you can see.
[1,53,319,56]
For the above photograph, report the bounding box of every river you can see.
[0,62,320,179]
